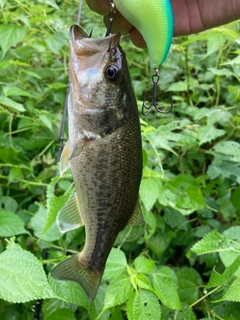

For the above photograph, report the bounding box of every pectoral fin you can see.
[57,192,84,233]
[69,138,85,160]
[60,140,70,176]
[128,200,144,226]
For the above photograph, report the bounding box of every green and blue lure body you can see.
[113,0,174,68]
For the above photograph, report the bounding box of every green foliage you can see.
[0,0,240,319]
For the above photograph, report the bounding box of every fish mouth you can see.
[69,24,120,55]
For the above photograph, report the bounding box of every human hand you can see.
[85,0,240,48]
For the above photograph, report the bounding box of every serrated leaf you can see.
[0,247,55,303]
[0,96,25,112]
[46,32,66,54]
[152,267,182,310]
[31,203,62,242]
[3,86,34,98]
[134,256,155,274]
[41,193,71,238]
[219,227,240,270]
[102,248,127,280]
[89,283,110,320]
[0,146,30,167]
[140,178,160,212]
[134,273,153,291]
[189,230,227,255]
[49,276,89,310]
[0,24,26,57]
[42,298,77,319]
[219,277,240,302]
[127,290,161,320]
[207,158,240,184]
[0,210,28,237]
[176,267,202,305]
[207,256,240,289]
[212,141,240,162]
[103,275,133,310]
[159,174,205,215]
[39,113,53,132]
[197,125,225,145]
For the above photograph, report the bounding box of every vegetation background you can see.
[0,0,240,319]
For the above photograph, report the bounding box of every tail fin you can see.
[51,254,102,302]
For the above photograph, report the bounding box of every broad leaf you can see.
[0,246,55,303]
[159,174,206,215]
[207,256,240,288]
[140,178,160,212]
[0,24,26,57]
[219,277,240,302]
[0,210,28,237]
[103,275,133,310]
[134,256,155,274]
[127,289,161,320]
[102,248,127,280]
[189,230,226,255]
[152,267,182,310]
[49,276,89,310]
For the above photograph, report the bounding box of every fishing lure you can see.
[112,0,174,115]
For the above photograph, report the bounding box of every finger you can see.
[85,0,110,15]
[130,28,146,48]
[103,13,132,35]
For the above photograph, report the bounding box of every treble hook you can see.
[142,67,173,116]
[105,0,117,37]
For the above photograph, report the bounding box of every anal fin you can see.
[127,200,144,226]
[57,192,84,233]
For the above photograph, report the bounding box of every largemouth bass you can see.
[51,25,143,302]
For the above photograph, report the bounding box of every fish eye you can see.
[105,64,120,82]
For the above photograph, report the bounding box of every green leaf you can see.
[219,226,240,270]
[207,158,240,184]
[39,0,59,9]
[140,178,160,212]
[127,290,161,320]
[31,203,62,242]
[102,248,127,280]
[46,32,66,54]
[49,276,89,310]
[0,24,26,57]
[176,267,202,305]
[0,246,55,303]
[159,174,206,215]
[103,275,133,310]
[134,273,153,291]
[152,267,182,310]
[0,147,30,167]
[45,308,76,320]
[0,96,25,112]
[207,256,240,289]
[197,125,225,145]
[134,256,155,274]
[212,141,240,162]
[0,210,28,237]
[41,193,71,238]
[3,86,34,98]
[189,230,226,256]
[220,277,240,302]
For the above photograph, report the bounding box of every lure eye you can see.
[105,64,120,82]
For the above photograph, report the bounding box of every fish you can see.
[113,0,174,68]
[51,24,143,302]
